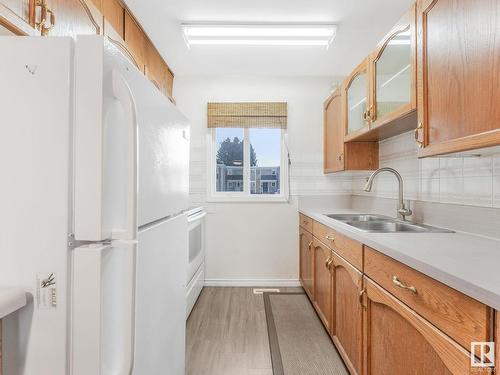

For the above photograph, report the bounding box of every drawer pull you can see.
[325,235,335,242]
[392,276,417,294]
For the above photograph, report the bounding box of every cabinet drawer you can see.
[364,246,492,351]
[313,220,363,271]
[299,213,313,233]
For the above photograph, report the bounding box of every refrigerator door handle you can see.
[72,241,136,375]
[187,211,207,223]
[111,69,138,241]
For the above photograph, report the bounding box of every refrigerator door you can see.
[71,240,136,375]
[128,68,190,226]
[0,37,73,375]
[134,215,188,375]
[74,36,138,242]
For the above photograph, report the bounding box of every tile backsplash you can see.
[351,131,500,208]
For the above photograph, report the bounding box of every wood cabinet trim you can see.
[496,311,499,371]
[364,277,474,374]
[106,35,141,70]
[299,213,313,233]
[331,250,364,375]
[0,1,38,35]
[323,88,346,173]
[330,250,363,289]
[77,0,101,34]
[312,240,333,330]
[299,227,314,301]
[312,220,364,271]
[418,130,500,158]
[344,57,370,92]
[323,88,342,109]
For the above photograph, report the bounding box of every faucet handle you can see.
[398,200,413,219]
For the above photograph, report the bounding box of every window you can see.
[207,102,288,201]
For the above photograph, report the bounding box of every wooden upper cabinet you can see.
[124,9,146,73]
[102,0,123,38]
[0,0,35,34]
[299,227,314,300]
[330,252,363,375]
[313,239,332,330]
[146,42,164,90]
[344,58,370,139]
[369,3,417,131]
[42,0,102,37]
[324,88,345,173]
[323,86,379,174]
[416,0,500,157]
[363,277,478,375]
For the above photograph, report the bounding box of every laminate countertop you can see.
[299,208,500,311]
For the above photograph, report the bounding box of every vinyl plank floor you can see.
[186,287,301,375]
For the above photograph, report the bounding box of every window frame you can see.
[206,127,289,202]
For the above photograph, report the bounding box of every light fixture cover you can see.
[181,23,337,48]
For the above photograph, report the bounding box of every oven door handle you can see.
[188,211,207,223]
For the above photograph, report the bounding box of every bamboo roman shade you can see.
[207,102,287,129]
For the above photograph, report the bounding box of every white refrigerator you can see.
[0,36,189,375]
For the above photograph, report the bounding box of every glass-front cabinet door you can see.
[345,59,370,136]
[371,5,416,125]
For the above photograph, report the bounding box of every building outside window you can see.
[207,102,288,201]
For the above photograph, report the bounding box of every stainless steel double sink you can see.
[324,214,454,233]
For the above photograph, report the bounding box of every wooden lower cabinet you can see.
[300,216,496,374]
[363,277,476,375]
[313,239,332,330]
[330,252,363,375]
[299,226,314,300]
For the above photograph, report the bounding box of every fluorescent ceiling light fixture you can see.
[181,24,337,48]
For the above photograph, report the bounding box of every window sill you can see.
[205,195,288,203]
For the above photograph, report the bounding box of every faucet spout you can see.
[363,167,412,220]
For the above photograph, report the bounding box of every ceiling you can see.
[123,0,414,77]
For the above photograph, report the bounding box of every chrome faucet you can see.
[363,167,413,221]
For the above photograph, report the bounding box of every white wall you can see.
[174,76,351,285]
[351,131,500,208]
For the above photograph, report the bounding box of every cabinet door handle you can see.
[35,0,55,36]
[359,288,366,304]
[367,104,374,122]
[308,241,313,250]
[392,276,417,294]
[325,235,335,242]
[325,256,334,269]
[414,122,423,148]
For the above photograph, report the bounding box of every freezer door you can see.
[0,36,73,375]
[71,241,136,375]
[74,37,138,242]
[136,97,190,226]
[134,214,188,375]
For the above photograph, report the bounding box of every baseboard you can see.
[204,278,301,287]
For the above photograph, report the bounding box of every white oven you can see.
[186,207,206,318]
